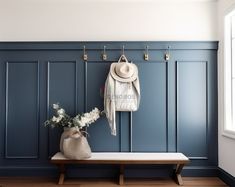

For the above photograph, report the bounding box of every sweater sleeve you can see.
[133,77,141,109]
[104,74,116,136]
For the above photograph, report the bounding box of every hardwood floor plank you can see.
[183,177,227,186]
[0,177,228,187]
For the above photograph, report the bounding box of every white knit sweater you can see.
[104,73,140,135]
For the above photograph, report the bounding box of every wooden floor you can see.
[0,177,228,187]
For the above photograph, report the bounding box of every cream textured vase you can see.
[59,127,76,154]
[60,127,91,160]
[63,134,91,160]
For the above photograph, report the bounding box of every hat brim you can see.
[110,63,138,82]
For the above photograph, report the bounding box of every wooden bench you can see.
[51,152,189,186]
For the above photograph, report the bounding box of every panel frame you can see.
[5,61,40,159]
[131,60,168,152]
[176,60,209,160]
[46,60,78,156]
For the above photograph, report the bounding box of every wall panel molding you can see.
[5,61,40,159]
[176,61,208,160]
[46,60,78,117]
[132,61,167,152]
[0,41,218,176]
[47,60,78,156]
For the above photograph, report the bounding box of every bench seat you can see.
[51,152,189,185]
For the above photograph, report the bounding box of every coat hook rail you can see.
[81,45,172,62]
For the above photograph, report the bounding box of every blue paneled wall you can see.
[0,42,218,177]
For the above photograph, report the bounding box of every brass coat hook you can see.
[165,46,170,61]
[102,46,107,61]
[83,45,88,61]
[144,45,149,61]
[121,45,126,61]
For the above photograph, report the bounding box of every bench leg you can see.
[58,164,65,185]
[173,164,184,186]
[119,165,124,185]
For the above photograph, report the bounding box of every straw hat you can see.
[110,61,138,82]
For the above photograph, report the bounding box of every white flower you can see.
[45,105,101,129]
[52,116,57,122]
[56,116,62,123]
[53,103,60,109]
[74,108,100,128]
[57,108,65,116]
[79,118,86,128]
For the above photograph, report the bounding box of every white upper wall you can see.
[0,0,218,41]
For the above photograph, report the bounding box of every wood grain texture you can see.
[0,177,227,187]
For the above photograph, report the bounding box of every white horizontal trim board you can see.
[52,152,189,161]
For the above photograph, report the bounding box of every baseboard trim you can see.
[218,167,235,187]
[182,166,218,177]
[0,166,57,177]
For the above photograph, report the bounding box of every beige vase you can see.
[59,127,75,154]
[60,127,91,160]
